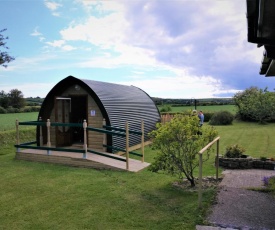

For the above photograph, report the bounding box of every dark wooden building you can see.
[37,76,160,152]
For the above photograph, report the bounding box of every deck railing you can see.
[198,136,220,208]
[15,119,145,170]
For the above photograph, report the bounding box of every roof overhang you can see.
[247,0,275,76]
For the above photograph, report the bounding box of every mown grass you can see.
[0,112,38,131]
[213,120,275,159]
[1,112,275,229]
[0,144,214,230]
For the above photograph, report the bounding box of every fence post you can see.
[83,119,87,159]
[39,117,43,146]
[141,120,144,162]
[16,119,20,152]
[125,121,129,170]
[216,139,220,180]
[198,153,203,208]
[103,118,107,152]
[46,119,51,155]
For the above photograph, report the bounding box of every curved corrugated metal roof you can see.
[38,76,160,151]
[80,77,160,149]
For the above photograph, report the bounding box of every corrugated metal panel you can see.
[81,79,160,151]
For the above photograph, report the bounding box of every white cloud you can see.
[60,13,128,49]
[30,27,42,36]
[46,40,65,47]
[62,45,76,51]
[119,74,233,99]
[44,1,62,11]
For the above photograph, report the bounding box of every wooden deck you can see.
[15,148,150,172]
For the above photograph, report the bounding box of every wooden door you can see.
[55,97,71,147]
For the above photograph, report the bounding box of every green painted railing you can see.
[15,119,145,170]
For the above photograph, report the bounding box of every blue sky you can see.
[1,0,275,98]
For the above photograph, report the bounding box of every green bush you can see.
[160,105,172,113]
[209,111,234,125]
[6,107,20,113]
[203,111,214,122]
[0,106,7,114]
[22,107,32,112]
[224,144,246,158]
[30,106,40,112]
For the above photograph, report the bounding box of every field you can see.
[158,104,237,114]
[1,110,275,229]
[0,112,38,131]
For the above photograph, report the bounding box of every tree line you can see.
[0,89,41,114]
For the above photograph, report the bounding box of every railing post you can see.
[16,119,20,152]
[46,119,51,155]
[125,121,129,170]
[83,119,87,159]
[197,136,220,208]
[141,120,144,162]
[216,139,219,180]
[39,117,43,146]
[198,153,203,209]
[103,118,107,152]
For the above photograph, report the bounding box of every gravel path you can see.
[206,169,275,230]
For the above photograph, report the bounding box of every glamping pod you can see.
[37,76,160,152]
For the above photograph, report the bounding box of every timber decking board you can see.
[16,148,150,172]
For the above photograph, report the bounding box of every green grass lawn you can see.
[0,146,214,230]
[0,112,39,131]
[212,120,275,158]
[1,115,275,229]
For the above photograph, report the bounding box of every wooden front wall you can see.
[48,85,104,151]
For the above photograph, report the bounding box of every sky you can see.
[1,0,275,99]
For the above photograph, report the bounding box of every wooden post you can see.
[16,119,20,152]
[141,120,144,162]
[216,139,219,180]
[46,119,51,155]
[198,153,203,208]
[83,119,87,159]
[197,136,220,208]
[125,121,129,170]
[103,119,107,152]
[39,117,43,146]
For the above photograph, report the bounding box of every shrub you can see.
[209,111,234,125]
[224,144,245,158]
[6,107,20,113]
[160,104,172,113]
[31,106,40,112]
[22,107,32,112]
[203,111,214,122]
[0,106,7,114]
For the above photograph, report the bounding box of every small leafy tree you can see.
[0,28,15,68]
[149,114,218,187]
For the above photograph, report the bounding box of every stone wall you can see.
[219,157,275,170]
